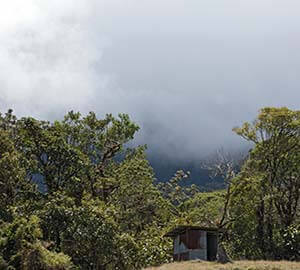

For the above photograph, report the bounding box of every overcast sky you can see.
[1,0,300,161]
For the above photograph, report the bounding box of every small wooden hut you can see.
[164,225,219,261]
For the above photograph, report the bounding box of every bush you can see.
[0,215,74,270]
[281,224,300,261]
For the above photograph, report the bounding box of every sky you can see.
[1,0,300,163]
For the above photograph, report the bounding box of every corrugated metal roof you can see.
[164,225,219,237]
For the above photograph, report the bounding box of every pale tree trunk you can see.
[202,148,246,264]
[217,242,232,263]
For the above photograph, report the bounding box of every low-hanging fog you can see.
[1,1,300,180]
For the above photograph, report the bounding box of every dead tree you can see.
[201,147,248,263]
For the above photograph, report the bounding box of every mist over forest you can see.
[1,1,300,270]
[1,0,300,165]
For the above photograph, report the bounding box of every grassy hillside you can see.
[145,260,300,270]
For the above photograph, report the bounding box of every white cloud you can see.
[1,0,300,159]
[0,0,109,118]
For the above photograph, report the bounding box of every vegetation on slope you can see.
[0,107,299,269]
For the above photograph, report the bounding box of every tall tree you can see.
[0,109,173,269]
[232,107,300,259]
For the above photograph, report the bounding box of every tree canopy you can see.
[0,107,299,269]
[0,110,173,270]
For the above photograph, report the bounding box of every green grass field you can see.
[145,260,300,270]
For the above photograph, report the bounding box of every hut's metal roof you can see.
[164,225,219,237]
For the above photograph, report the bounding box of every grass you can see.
[145,260,300,270]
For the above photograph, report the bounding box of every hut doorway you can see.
[207,232,218,261]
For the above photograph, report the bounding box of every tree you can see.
[108,147,172,233]
[226,162,266,259]
[231,107,300,260]
[0,128,37,222]
[199,148,247,262]
[180,190,225,227]
[201,148,246,229]
[0,109,173,269]
[0,215,74,270]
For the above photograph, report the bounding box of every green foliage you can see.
[0,255,8,270]
[0,109,173,269]
[157,170,199,208]
[0,215,74,269]
[21,242,74,270]
[135,226,172,267]
[1,106,299,268]
[0,129,36,221]
[230,107,300,260]
[226,171,264,259]
[61,202,120,269]
[180,190,225,226]
[109,147,172,232]
[281,224,300,260]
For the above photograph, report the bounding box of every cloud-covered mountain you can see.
[1,0,300,164]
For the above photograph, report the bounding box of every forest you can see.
[0,107,299,270]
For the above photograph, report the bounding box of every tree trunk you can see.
[216,243,232,263]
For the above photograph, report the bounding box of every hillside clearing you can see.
[145,260,300,270]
